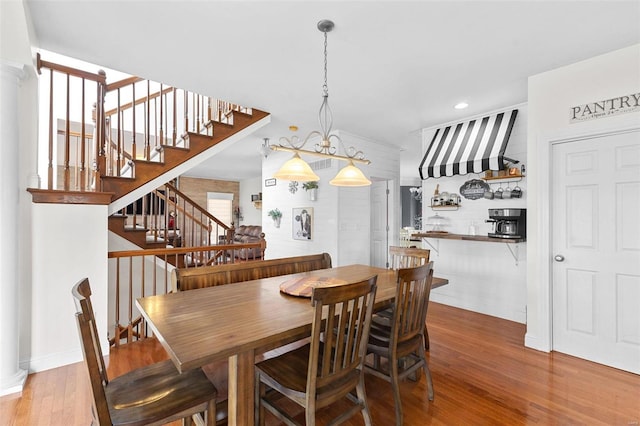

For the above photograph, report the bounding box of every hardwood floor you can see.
[2,302,639,425]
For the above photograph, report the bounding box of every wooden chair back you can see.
[173,252,332,291]
[399,228,411,247]
[73,278,219,426]
[309,276,378,397]
[392,262,434,347]
[72,278,112,423]
[389,246,430,269]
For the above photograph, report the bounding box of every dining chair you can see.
[254,276,378,426]
[72,277,219,426]
[388,245,430,269]
[365,262,435,426]
[399,228,411,247]
[382,246,433,350]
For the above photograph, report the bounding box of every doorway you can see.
[370,180,392,268]
[551,129,640,373]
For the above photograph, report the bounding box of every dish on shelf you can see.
[426,213,450,232]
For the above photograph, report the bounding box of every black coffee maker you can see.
[487,208,526,239]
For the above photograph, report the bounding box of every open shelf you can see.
[482,174,525,184]
[413,232,525,265]
[430,204,460,211]
[413,232,524,244]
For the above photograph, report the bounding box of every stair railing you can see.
[36,53,106,191]
[120,182,234,250]
[100,78,253,178]
[108,239,266,346]
[36,54,254,192]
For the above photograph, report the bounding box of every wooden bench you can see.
[172,252,333,291]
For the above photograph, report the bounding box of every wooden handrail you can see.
[105,76,144,92]
[151,188,210,230]
[107,242,262,259]
[56,129,93,139]
[36,53,106,83]
[104,86,174,117]
[165,183,232,231]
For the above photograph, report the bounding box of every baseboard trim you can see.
[20,348,84,374]
[0,368,28,397]
[525,332,551,352]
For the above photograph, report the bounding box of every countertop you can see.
[412,232,525,244]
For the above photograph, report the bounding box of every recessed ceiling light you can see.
[454,102,469,110]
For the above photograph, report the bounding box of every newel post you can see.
[259,232,267,258]
[93,69,107,190]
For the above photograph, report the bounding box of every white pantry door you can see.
[552,130,640,374]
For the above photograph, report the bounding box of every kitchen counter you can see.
[412,232,525,244]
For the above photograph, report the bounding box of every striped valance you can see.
[419,109,518,179]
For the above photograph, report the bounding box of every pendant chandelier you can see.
[272,19,371,187]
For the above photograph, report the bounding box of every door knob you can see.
[554,254,565,262]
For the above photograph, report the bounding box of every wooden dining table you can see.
[136,264,448,425]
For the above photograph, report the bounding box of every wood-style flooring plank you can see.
[1,302,638,425]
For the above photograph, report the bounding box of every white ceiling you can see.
[25,1,640,182]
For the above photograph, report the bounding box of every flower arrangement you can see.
[267,208,282,219]
[302,181,319,191]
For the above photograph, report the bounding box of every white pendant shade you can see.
[329,161,372,186]
[272,153,320,182]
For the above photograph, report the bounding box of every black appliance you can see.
[486,208,526,239]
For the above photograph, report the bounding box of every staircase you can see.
[36,54,269,249]
[108,182,238,267]
[33,55,270,346]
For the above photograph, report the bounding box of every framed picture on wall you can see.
[292,207,313,240]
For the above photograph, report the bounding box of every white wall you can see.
[261,148,340,260]
[261,131,399,266]
[239,176,262,226]
[526,43,640,351]
[420,103,528,323]
[26,203,108,372]
[339,132,400,267]
[0,1,33,66]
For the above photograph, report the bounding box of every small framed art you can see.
[292,207,312,240]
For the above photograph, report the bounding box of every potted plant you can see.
[267,208,282,228]
[302,181,319,201]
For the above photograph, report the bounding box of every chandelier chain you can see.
[323,31,328,97]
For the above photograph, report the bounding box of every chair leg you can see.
[254,371,265,426]
[305,397,316,426]
[389,355,403,426]
[206,399,216,426]
[183,415,193,426]
[424,324,430,350]
[418,344,434,401]
[356,373,372,426]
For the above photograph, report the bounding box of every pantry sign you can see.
[570,92,640,123]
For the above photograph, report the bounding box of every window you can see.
[207,192,233,241]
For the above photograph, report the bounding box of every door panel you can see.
[552,130,640,374]
[618,182,640,251]
[566,185,597,248]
